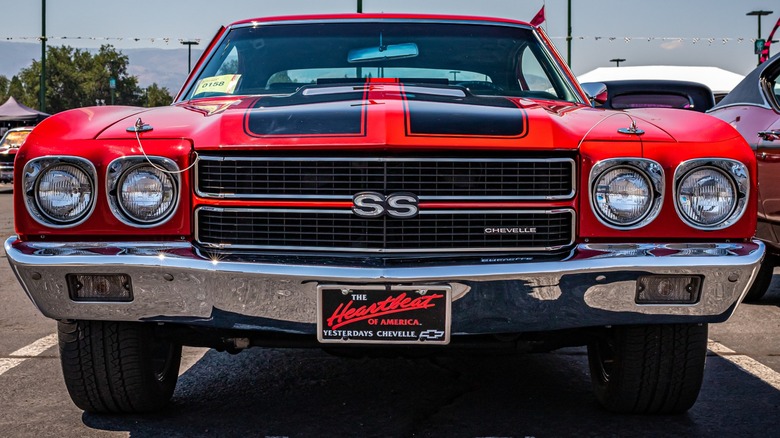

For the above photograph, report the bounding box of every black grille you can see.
[196,157,574,199]
[196,208,573,252]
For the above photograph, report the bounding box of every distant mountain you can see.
[0,42,203,95]
[125,48,204,94]
[0,42,39,79]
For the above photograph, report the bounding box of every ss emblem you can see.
[352,192,419,218]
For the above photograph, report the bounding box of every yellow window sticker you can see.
[193,74,241,96]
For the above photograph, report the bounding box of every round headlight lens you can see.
[118,165,176,224]
[677,167,736,227]
[35,164,94,224]
[593,166,652,226]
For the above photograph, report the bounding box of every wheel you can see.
[743,256,775,302]
[58,320,182,413]
[587,324,707,414]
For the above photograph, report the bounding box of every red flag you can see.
[760,16,780,63]
[530,6,545,27]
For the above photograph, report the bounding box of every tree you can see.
[7,76,26,105]
[143,83,173,107]
[16,44,143,113]
[0,75,8,102]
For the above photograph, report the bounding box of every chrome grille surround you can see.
[194,155,577,253]
[195,156,576,200]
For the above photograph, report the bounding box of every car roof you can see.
[229,14,531,28]
[712,52,780,109]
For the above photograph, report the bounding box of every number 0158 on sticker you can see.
[317,285,451,345]
[193,74,241,96]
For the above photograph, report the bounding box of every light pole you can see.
[610,58,626,67]
[747,10,773,65]
[40,0,46,112]
[567,0,572,67]
[180,40,199,73]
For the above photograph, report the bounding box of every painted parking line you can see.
[0,334,207,378]
[0,333,58,377]
[3,335,779,393]
[708,339,780,391]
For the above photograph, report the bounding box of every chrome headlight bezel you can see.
[674,159,748,230]
[107,156,180,227]
[589,158,664,229]
[23,156,97,228]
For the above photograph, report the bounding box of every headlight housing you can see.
[675,159,748,230]
[107,157,180,227]
[590,159,664,229]
[24,157,97,227]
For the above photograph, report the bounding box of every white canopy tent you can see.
[577,66,745,97]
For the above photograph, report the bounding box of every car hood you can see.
[92,84,738,150]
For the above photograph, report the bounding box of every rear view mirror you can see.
[348,33,419,63]
[348,43,419,63]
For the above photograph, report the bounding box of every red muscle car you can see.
[708,52,780,301]
[6,14,764,415]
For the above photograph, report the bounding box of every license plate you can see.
[317,285,451,345]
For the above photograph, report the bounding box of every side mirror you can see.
[580,82,608,106]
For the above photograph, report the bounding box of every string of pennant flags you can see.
[551,36,752,45]
[1,36,202,44]
[0,35,762,46]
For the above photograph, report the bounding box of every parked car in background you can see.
[708,52,780,301]
[0,126,33,183]
[6,14,763,416]
[581,79,716,112]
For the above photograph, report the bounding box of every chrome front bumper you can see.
[5,237,765,334]
[0,163,13,182]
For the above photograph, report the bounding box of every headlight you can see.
[590,159,663,229]
[24,158,97,227]
[676,166,738,228]
[107,157,180,227]
[117,165,177,224]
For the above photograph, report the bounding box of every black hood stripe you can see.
[244,89,368,138]
[402,85,528,138]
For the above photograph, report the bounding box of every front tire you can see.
[587,324,707,414]
[58,320,182,414]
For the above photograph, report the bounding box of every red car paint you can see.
[6,14,765,416]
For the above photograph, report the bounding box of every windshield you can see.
[182,21,579,102]
[0,130,31,148]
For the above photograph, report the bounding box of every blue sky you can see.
[1,0,778,75]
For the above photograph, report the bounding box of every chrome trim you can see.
[588,158,664,230]
[673,158,749,231]
[194,207,576,253]
[708,102,772,112]
[106,156,182,228]
[194,156,576,201]
[531,29,587,105]
[6,237,765,331]
[23,156,98,229]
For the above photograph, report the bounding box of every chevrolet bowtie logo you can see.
[418,330,445,340]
